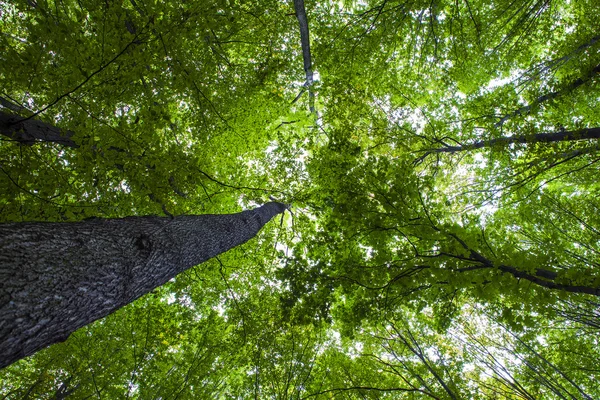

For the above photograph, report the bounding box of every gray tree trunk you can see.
[0,109,77,147]
[427,127,600,154]
[293,0,315,114]
[0,202,287,369]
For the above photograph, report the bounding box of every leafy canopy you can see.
[1,0,599,398]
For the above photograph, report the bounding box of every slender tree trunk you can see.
[428,127,600,154]
[496,63,600,127]
[293,0,315,114]
[0,202,287,369]
[0,109,77,147]
[449,233,600,297]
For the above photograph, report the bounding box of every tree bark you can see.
[0,202,287,369]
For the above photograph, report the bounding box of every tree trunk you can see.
[428,127,600,154]
[293,0,315,114]
[0,202,287,369]
[0,110,77,147]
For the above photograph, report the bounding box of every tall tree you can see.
[2,0,600,397]
[0,202,287,369]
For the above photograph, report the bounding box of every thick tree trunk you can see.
[0,202,287,369]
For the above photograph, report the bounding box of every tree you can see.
[2,0,600,397]
[0,202,287,369]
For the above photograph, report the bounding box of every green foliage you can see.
[2,0,600,398]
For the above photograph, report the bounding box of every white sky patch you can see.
[165,293,176,304]
[358,243,374,260]
[443,152,500,223]
[177,294,193,308]
[487,76,512,89]
[477,202,498,225]
[316,329,342,356]
[348,341,364,359]
[266,142,278,153]
[119,180,131,194]
[425,347,440,362]
[213,302,226,318]
[114,104,131,117]
[408,114,426,133]
[372,95,428,134]
[127,382,139,396]
[486,68,526,92]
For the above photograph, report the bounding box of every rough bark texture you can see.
[0,202,287,369]
[0,110,77,147]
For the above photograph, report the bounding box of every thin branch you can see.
[11,35,144,124]
[196,167,285,196]
[446,231,600,296]
[496,64,600,127]
[420,127,600,157]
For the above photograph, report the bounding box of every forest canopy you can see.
[1,0,599,398]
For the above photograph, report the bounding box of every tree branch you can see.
[496,64,600,127]
[11,35,143,125]
[447,232,600,296]
[0,109,77,147]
